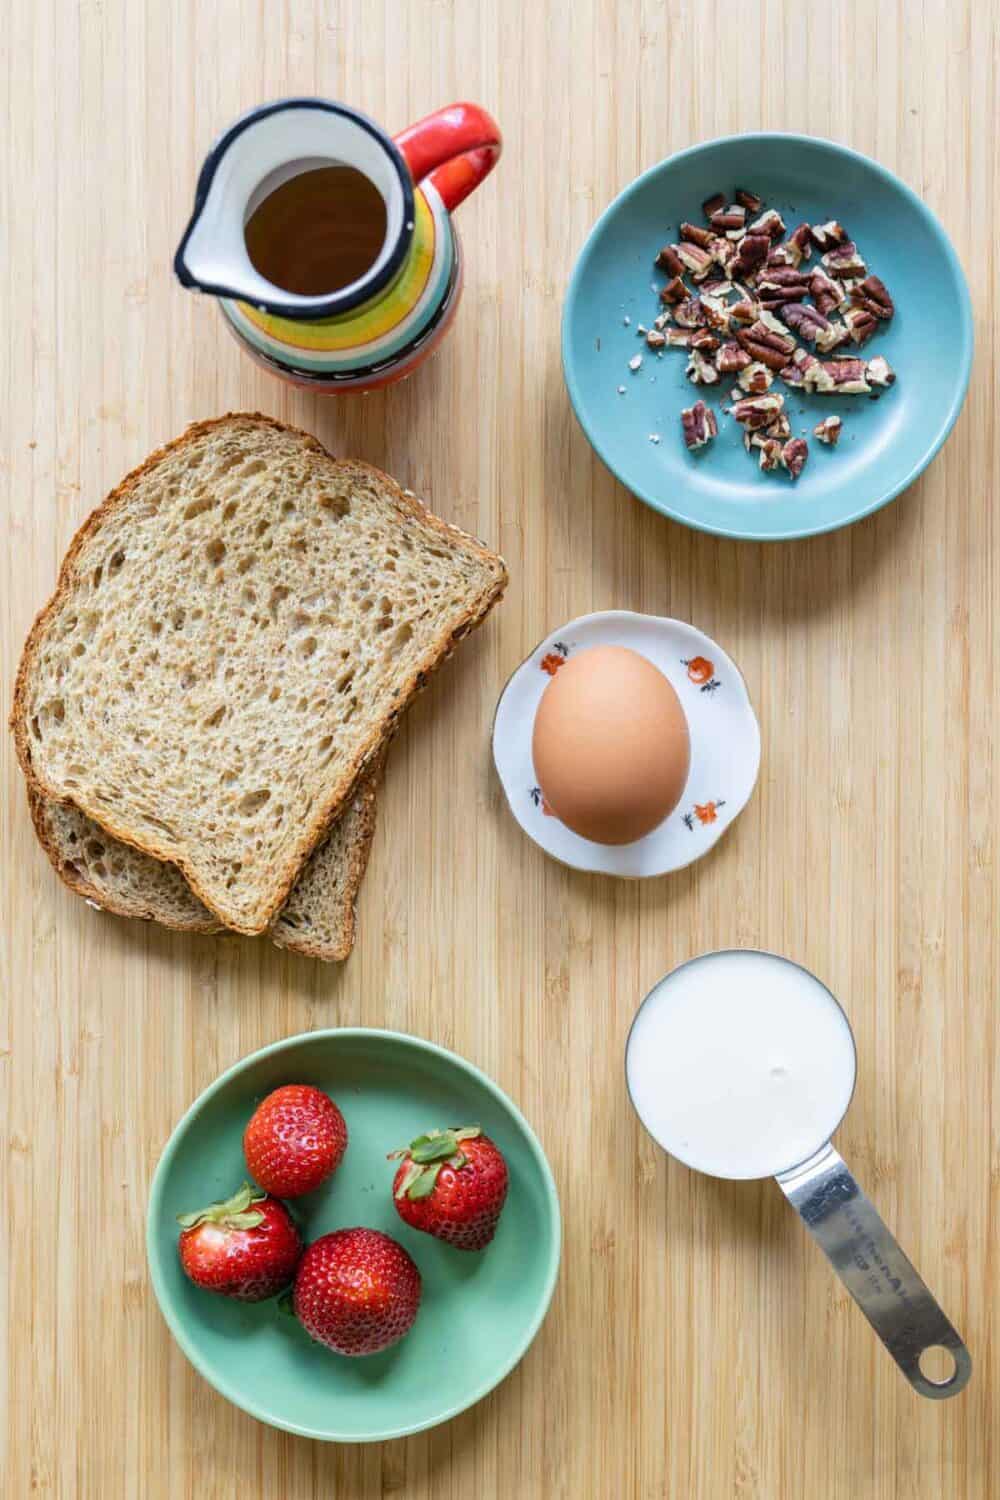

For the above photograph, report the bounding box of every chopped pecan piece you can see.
[681,400,718,450]
[680,221,715,249]
[815,318,849,353]
[765,411,791,441]
[738,361,774,394]
[766,242,802,269]
[809,268,846,317]
[843,306,878,346]
[728,298,759,325]
[673,296,705,328]
[689,329,720,353]
[850,274,894,320]
[659,275,689,305]
[734,187,763,213]
[708,236,737,272]
[755,436,783,472]
[675,242,715,280]
[780,348,835,393]
[813,415,842,445]
[820,358,870,394]
[709,206,746,233]
[730,392,785,430]
[686,348,720,384]
[780,438,809,480]
[730,234,770,279]
[782,303,831,344]
[716,340,752,373]
[702,191,726,219]
[701,278,733,299]
[822,242,867,278]
[656,244,685,275]
[810,220,848,249]
[865,355,896,388]
[757,269,810,303]
[788,223,813,262]
[748,208,786,239]
[664,327,694,347]
[700,292,731,332]
[645,328,667,349]
[737,331,792,371]
[758,309,796,342]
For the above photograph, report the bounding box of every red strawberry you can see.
[176,1182,302,1301]
[243,1084,348,1198]
[389,1126,509,1251]
[292,1228,421,1356]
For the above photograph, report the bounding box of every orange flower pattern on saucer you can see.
[540,643,570,676]
[683,656,721,692]
[682,800,727,830]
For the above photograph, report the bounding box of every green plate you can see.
[146,1029,561,1442]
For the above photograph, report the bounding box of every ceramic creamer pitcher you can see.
[174,97,501,392]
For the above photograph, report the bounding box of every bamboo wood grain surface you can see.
[2,1,998,1495]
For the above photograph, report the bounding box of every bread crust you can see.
[11,413,507,933]
[27,776,380,960]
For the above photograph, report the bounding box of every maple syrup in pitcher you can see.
[244,164,388,296]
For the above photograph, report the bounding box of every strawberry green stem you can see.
[176,1180,266,1231]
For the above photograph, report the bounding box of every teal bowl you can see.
[562,133,973,541]
[147,1030,561,1442]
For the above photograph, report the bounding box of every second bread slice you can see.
[12,414,507,933]
[29,777,378,962]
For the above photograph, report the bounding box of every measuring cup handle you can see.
[395,103,501,213]
[776,1144,971,1399]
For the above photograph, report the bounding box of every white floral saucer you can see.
[491,611,761,877]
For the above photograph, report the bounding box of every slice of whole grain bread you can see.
[12,414,507,933]
[27,775,378,961]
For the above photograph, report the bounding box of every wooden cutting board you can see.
[2,1,996,1495]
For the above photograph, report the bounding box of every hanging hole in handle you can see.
[918,1344,958,1386]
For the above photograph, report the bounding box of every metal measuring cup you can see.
[625,950,971,1400]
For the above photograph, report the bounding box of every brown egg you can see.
[531,645,690,845]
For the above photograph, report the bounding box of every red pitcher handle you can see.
[395,102,501,213]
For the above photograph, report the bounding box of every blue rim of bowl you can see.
[146,1027,562,1443]
[561,132,974,542]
